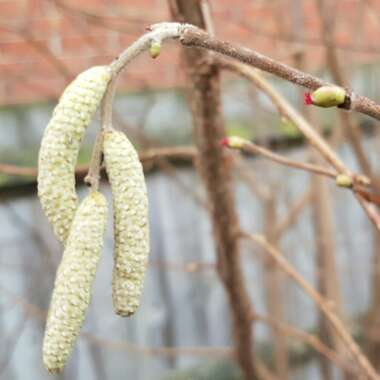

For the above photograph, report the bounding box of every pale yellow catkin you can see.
[38,66,111,243]
[42,191,108,373]
[103,129,149,317]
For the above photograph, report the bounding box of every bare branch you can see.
[241,232,379,380]
[252,312,356,376]
[180,29,380,122]
[224,138,338,180]
[0,146,197,178]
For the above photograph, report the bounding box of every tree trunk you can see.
[168,1,258,378]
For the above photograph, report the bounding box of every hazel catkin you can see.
[42,191,108,373]
[38,66,111,243]
[103,129,149,317]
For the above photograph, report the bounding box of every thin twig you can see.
[0,285,232,358]
[180,28,380,122]
[200,0,215,37]
[0,316,28,375]
[233,155,271,201]
[0,147,197,178]
[86,22,199,188]
[241,231,379,380]
[252,312,356,376]
[229,139,338,180]
[0,284,359,374]
[84,133,104,191]
[219,60,349,174]
[316,0,373,182]
[273,187,312,238]
[219,59,380,232]
[102,23,198,131]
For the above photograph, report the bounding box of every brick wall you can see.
[0,0,379,105]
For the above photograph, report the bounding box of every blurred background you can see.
[1,0,380,379]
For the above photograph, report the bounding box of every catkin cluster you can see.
[39,64,150,374]
[42,192,108,373]
[38,66,111,243]
[103,129,150,316]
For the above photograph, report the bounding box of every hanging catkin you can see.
[42,191,108,373]
[103,129,149,317]
[38,66,111,243]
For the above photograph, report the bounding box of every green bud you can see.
[305,86,346,108]
[221,136,247,149]
[336,174,353,188]
[149,41,161,59]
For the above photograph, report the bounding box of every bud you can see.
[335,174,353,188]
[149,40,161,59]
[103,129,149,317]
[42,191,108,373]
[38,66,111,243]
[304,86,346,108]
[220,136,247,149]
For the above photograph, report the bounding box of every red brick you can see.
[0,0,379,105]
[0,1,27,21]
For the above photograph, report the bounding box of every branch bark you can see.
[169,2,258,379]
[242,232,379,380]
[180,29,380,122]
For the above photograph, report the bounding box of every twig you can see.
[227,138,338,180]
[235,18,380,55]
[241,231,379,380]
[232,155,271,201]
[0,284,359,374]
[261,195,289,379]
[0,164,37,177]
[219,60,380,232]
[0,285,232,358]
[252,312,356,376]
[316,0,373,179]
[0,316,28,375]
[219,60,349,174]
[355,194,380,231]
[150,259,214,273]
[180,29,380,122]
[102,23,198,130]
[200,0,215,37]
[85,22,199,188]
[154,157,208,209]
[273,187,312,238]
[84,133,104,191]
[0,147,197,178]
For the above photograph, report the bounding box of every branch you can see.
[252,312,355,376]
[0,147,197,178]
[232,155,271,201]
[316,0,373,180]
[102,22,198,129]
[223,137,338,180]
[84,22,199,187]
[218,60,349,174]
[180,29,380,122]
[241,232,379,380]
[84,132,104,190]
[0,285,232,358]
[273,187,312,238]
[218,59,380,232]
[0,284,359,375]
